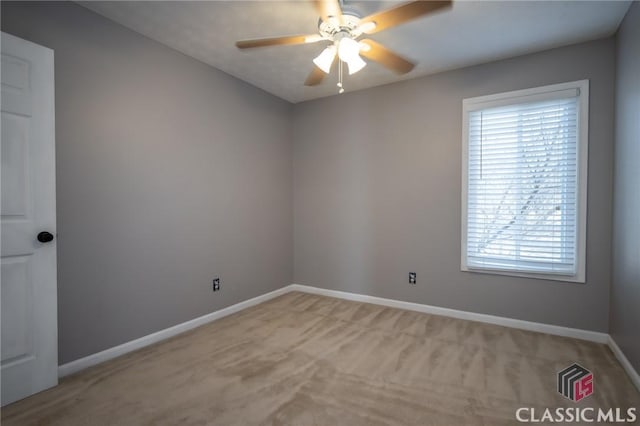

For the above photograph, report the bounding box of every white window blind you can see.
[462,82,587,281]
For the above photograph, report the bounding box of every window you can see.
[461,81,588,282]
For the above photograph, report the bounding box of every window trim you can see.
[461,80,589,283]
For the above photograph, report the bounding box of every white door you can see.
[1,32,57,406]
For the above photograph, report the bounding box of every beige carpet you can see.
[2,291,638,425]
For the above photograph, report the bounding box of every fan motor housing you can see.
[318,8,362,39]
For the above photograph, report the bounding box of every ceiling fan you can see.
[236,0,452,92]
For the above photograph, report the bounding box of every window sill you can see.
[461,265,585,284]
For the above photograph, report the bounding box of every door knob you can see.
[37,231,54,243]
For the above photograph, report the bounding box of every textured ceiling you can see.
[80,1,631,103]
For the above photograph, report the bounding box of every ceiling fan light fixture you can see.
[313,45,337,74]
[235,0,444,87]
[337,37,360,62]
[338,37,367,75]
[345,55,367,75]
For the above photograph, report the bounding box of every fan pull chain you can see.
[337,60,345,94]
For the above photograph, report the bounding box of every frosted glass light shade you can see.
[346,55,366,75]
[337,38,359,62]
[338,38,366,75]
[313,46,337,74]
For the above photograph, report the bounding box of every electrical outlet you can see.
[213,277,220,291]
[409,272,417,285]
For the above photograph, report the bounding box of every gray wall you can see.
[1,2,293,364]
[293,38,616,332]
[611,2,640,371]
[1,1,624,365]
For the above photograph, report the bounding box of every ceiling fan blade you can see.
[314,0,343,23]
[358,1,452,34]
[304,66,326,86]
[236,34,323,49]
[359,39,416,74]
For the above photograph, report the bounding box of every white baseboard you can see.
[607,336,640,392]
[60,283,639,392]
[291,284,640,390]
[58,286,292,378]
[289,284,609,344]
